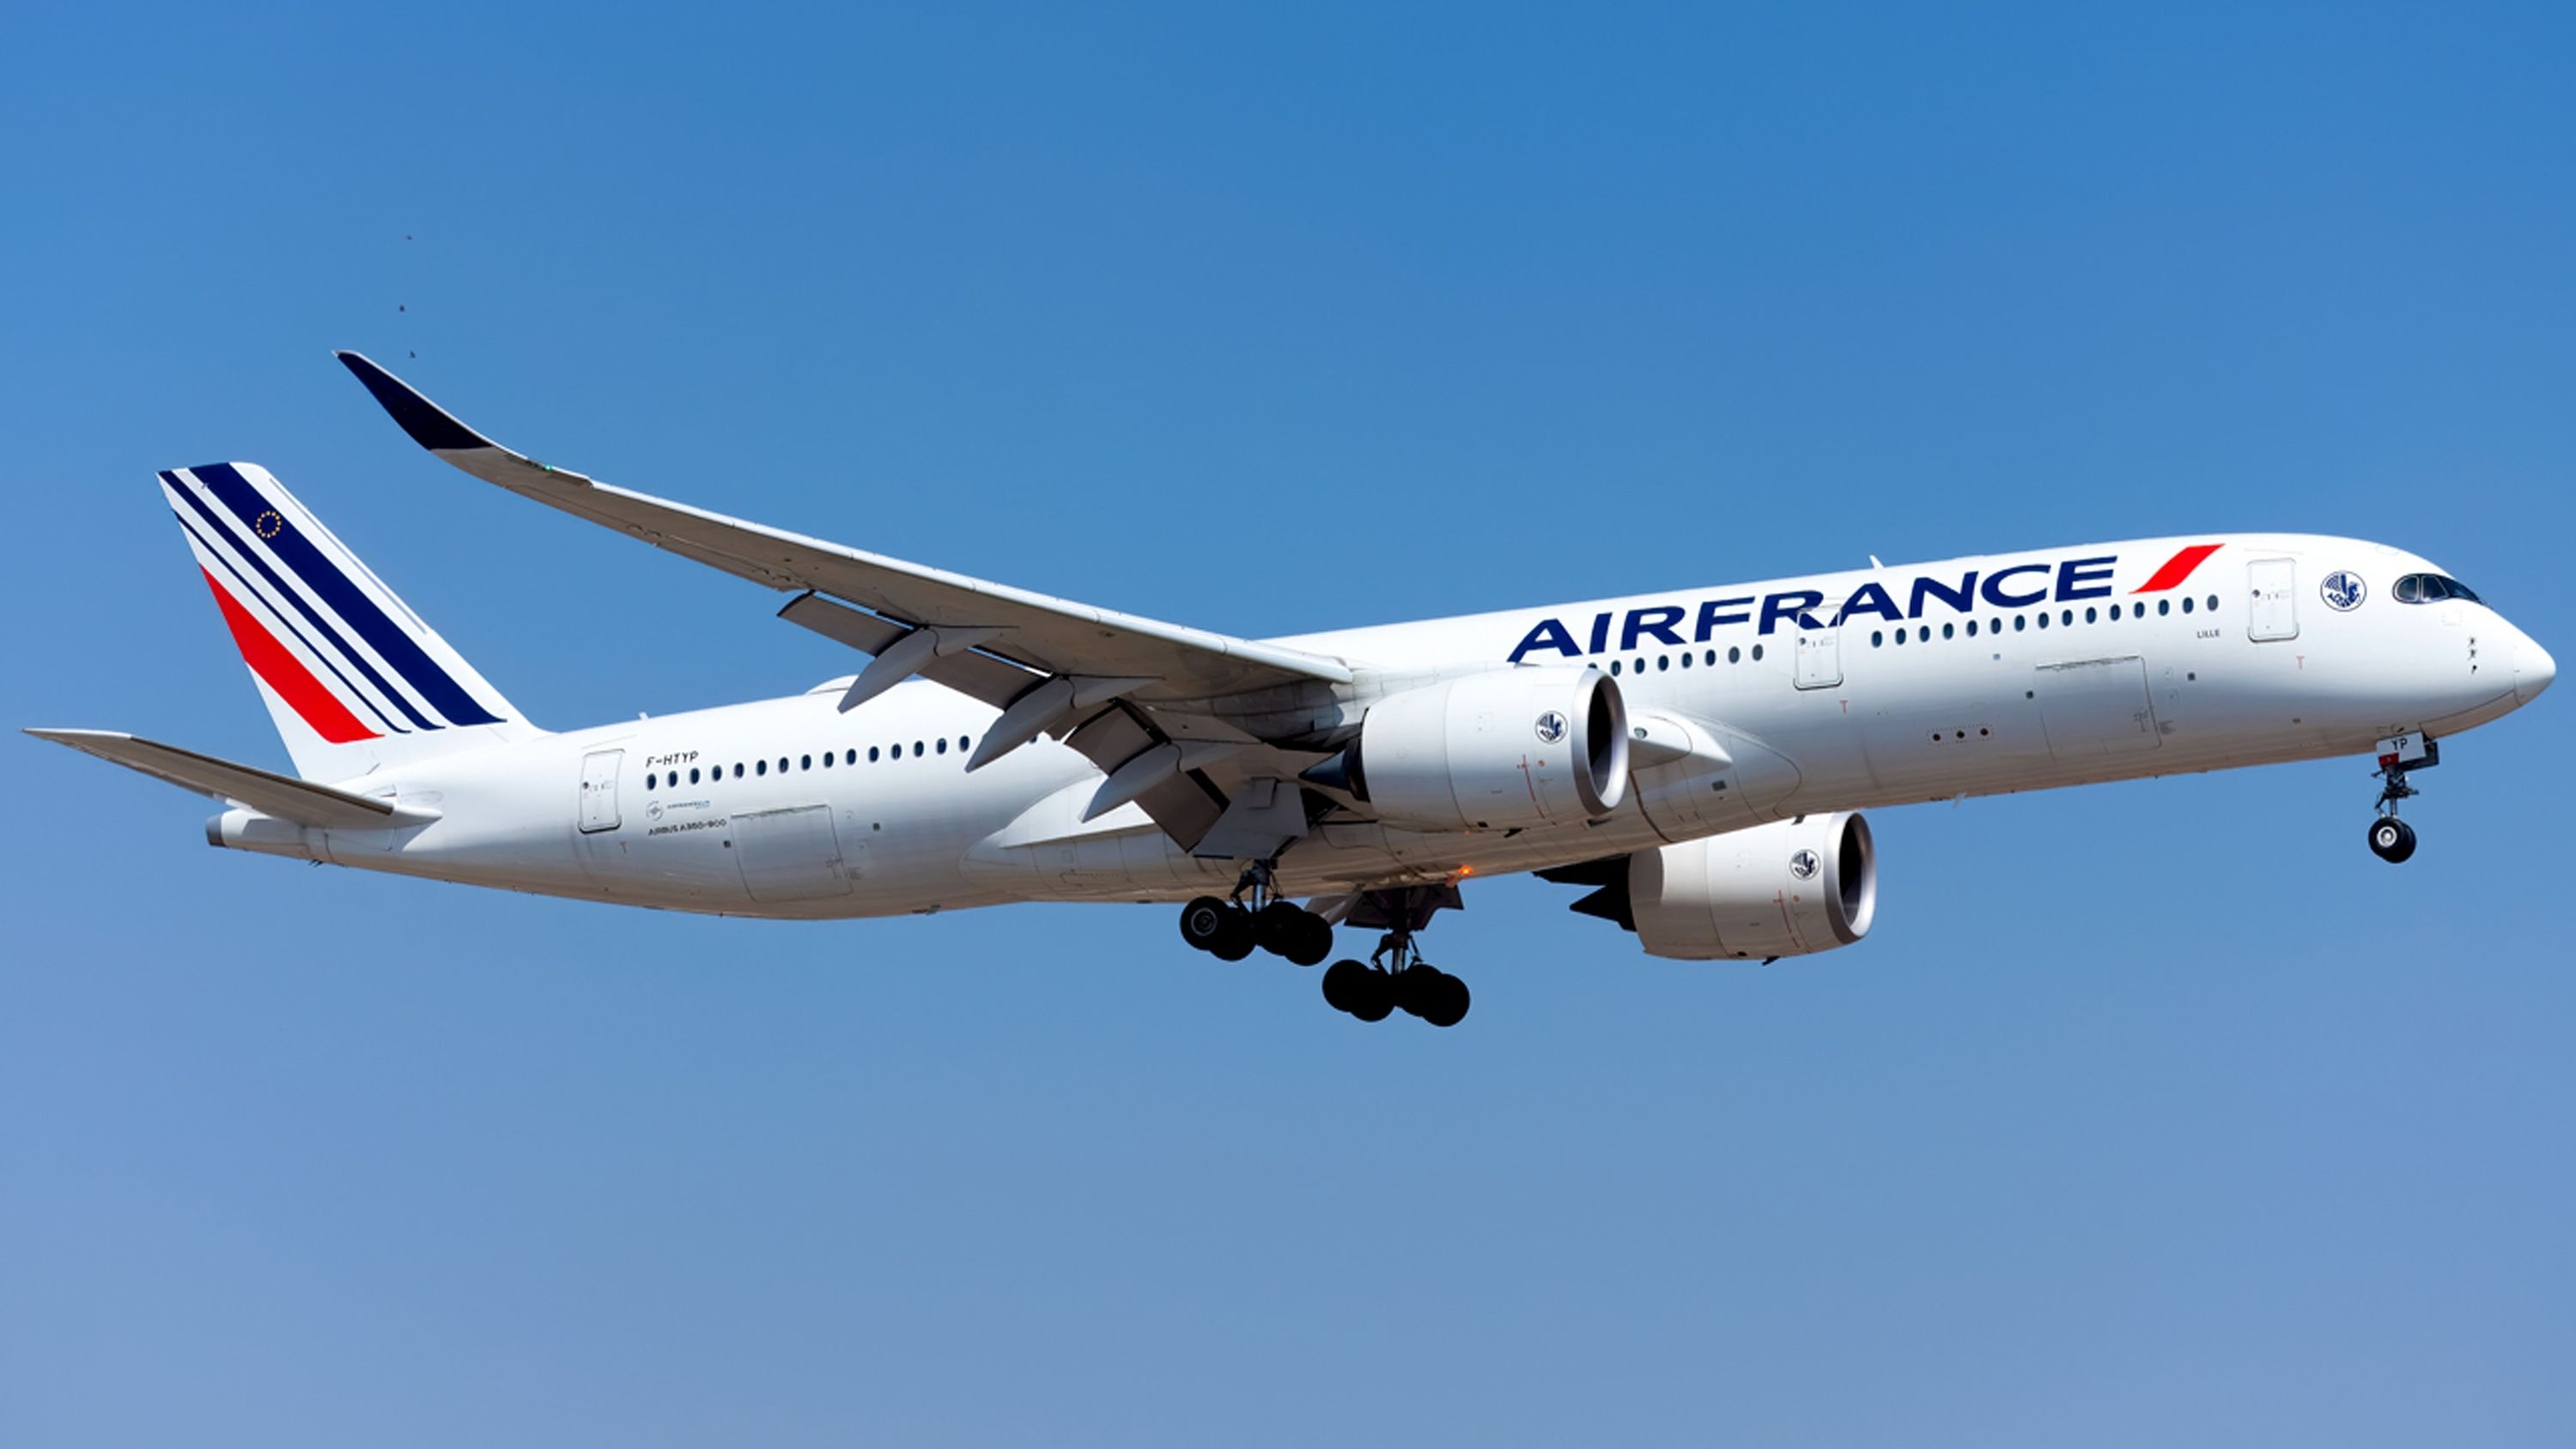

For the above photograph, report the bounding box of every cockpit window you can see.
[2393,573,2482,604]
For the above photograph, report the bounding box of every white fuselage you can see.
[211,532,2552,917]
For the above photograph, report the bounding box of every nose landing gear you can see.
[2368,732,2438,864]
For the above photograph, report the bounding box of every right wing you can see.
[336,354,1364,851]
[335,353,1352,705]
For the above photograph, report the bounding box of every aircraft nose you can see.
[2518,628,2555,704]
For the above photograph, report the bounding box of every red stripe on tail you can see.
[2133,543,2222,593]
[199,568,380,743]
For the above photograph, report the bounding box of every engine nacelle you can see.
[1342,666,1629,830]
[1578,813,1876,960]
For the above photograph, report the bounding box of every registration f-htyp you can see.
[35,356,2557,1027]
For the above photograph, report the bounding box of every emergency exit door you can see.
[2248,558,2299,641]
[579,749,623,833]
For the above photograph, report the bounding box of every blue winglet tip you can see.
[335,351,489,452]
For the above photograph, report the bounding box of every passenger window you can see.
[1609,660,1621,676]
[647,773,658,790]
[1704,650,1716,666]
[1942,622,1955,639]
[2206,594,2219,611]
[801,754,812,771]
[2182,597,2195,614]
[2084,606,2097,623]
[936,738,948,755]
[756,760,768,776]
[2037,613,2050,629]
[1656,655,1668,671]
[1872,630,1884,647]
[1752,644,1764,661]
[733,763,744,779]
[868,746,880,762]
[913,742,924,757]
[2159,599,2171,615]
[1728,646,1741,664]
[2014,615,2026,632]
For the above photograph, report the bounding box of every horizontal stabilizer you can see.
[25,729,435,829]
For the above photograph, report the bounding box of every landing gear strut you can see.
[1176,858,1334,967]
[2369,732,2437,864]
[1320,885,1471,1028]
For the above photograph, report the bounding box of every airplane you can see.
[31,355,2556,1027]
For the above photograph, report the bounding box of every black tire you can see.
[2369,816,2417,864]
[1321,959,1370,1013]
[1285,912,1334,968]
[1419,972,1470,1028]
[1393,963,1448,1019]
[1254,900,1309,957]
[1178,895,1233,952]
[1208,907,1255,961]
[1347,971,1395,1022]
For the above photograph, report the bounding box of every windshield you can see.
[2392,573,2482,604]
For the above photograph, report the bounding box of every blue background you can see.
[5,4,2570,1444]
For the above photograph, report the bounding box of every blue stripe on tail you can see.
[167,476,440,732]
[191,464,505,728]
[175,509,410,736]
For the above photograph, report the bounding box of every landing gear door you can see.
[2248,557,2299,641]
[1794,626,1842,690]
[578,749,623,834]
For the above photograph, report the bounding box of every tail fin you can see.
[161,461,537,781]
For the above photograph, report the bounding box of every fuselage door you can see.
[578,749,623,834]
[735,804,855,901]
[1794,626,1842,690]
[2248,557,2299,641]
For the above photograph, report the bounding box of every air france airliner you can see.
[33,355,2555,1026]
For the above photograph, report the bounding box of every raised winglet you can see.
[334,352,494,454]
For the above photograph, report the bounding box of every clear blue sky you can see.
[6,3,2572,1445]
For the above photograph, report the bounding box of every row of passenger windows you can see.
[1869,593,2221,648]
[1600,593,2223,675]
[1607,644,1764,676]
[646,735,975,791]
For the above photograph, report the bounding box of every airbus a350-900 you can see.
[33,355,2555,1026]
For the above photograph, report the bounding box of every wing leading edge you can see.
[334,353,1358,851]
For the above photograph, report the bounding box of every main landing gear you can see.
[1318,885,1471,1028]
[1176,858,1334,967]
[2368,732,2439,864]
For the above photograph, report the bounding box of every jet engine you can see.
[1541,812,1877,960]
[1318,666,1629,830]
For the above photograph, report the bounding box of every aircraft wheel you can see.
[1254,901,1309,957]
[1285,912,1334,968]
[2369,816,2417,864]
[1321,959,1370,1014]
[1178,895,1234,953]
[1394,963,1448,1020]
[1347,972,1395,1022]
[1208,908,1255,961]
[1419,972,1471,1028]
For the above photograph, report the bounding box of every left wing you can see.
[336,354,1361,851]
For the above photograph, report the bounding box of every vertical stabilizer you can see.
[161,461,538,781]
